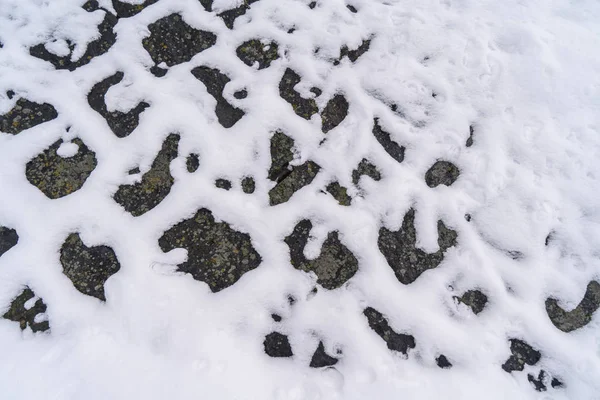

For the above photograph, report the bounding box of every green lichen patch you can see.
[158,208,262,292]
[269,161,320,206]
[425,160,460,188]
[310,341,338,368]
[114,133,180,217]
[186,153,200,173]
[26,138,97,199]
[0,98,58,135]
[325,181,351,206]
[373,118,405,163]
[60,233,121,301]
[279,68,318,120]
[378,209,457,285]
[284,219,358,289]
[546,280,600,332]
[456,289,488,315]
[218,0,260,29]
[336,39,371,64]
[2,287,49,333]
[352,158,381,184]
[363,307,415,355]
[0,226,18,258]
[142,14,216,67]
[191,66,245,128]
[236,39,279,70]
[112,0,159,18]
[268,131,295,182]
[87,72,150,138]
[321,94,348,133]
[502,339,541,373]
[264,331,293,357]
[241,176,255,193]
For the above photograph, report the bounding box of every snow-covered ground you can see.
[1,0,600,398]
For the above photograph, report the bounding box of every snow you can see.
[0,0,600,399]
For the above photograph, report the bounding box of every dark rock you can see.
[425,160,460,188]
[26,138,97,199]
[546,280,600,332]
[456,289,488,314]
[2,287,49,333]
[378,209,457,284]
[527,370,549,392]
[215,178,232,190]
[233,89,248,99]
[6,90,15,99]
[218,0,260,29]
[60,233,121,301]
[150,65,168,77]
[242,176,255,193]
[465,213,471,222]
[128,167,140,174]
[0,98,58,135]
[279,68,318,120]
[158,208,262,292]
[436,354,452,369]
[352,158,381,184]
[191,66,245,128]
[236,39,279,70]
[501,339,541,373]
[186,153,200,173]
[308,1,316,9]
[551,377,564,388]
[269,161,320,206]
[271,313,282,322]
[373,118,405,163]
[87,72,150,138]
[82,0,99,11]
[545,231,554,246]
[326,181,351,206]
[284,219,358,289]
[199,0,213,11]
[287,295,296,305]
[346,4,357,13]
[310,87,322,97]
[321,94,349,133]
[287,27,296,34]
[466,125,474,147]
[264,332,293,357]
[114,134,180,216]
[268,131,295,182]
[142,13,216,67]
[112,0,159,18]
[310,341,338,368]
[339,39,371,63]
[0,226,18,258]
[363,307,415,355]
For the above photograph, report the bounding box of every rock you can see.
[158,208,262,292]
[284,219,358,289]
[545,280,600,332]
[372,118,405,163]
[269,161,320,206]
[0,226,19,258]
[87,72,150,138]
[527,370,560,392]
[436,354,452,369]
[112,0,159,18]
[308,1,316,9]
[501,339,541,373]
[321,94,349,133]
[236,39,279,70]
[271,313,282,322]
[2,287,49,332]
[199,0,213,12]
[233,90,248,99]
[26,138,97,199]
[186,153,200,173]
[0,98,58,135]
[310,341,338,368]
[60,233,121,301]
[352,158,381,184]
[346,5,357,13]
[363,307,415,355]
[325,181,351,206]
[191,66,245,128]
[241,176,255,193]
[150,65,168,77]
[425,160,460,188]
[268,131,295,182]
[466,125,474,147]
[264,332,293,357]
[215,178,232,190]
[218,0,260,29]
[279,68,318,120]
[142,14,216,67]
[456,289,488,314]
[338,39,371,63]
[378,209,457,284]
[114,134,180,216]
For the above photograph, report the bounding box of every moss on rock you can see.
[0,98,57,135]
[325,181,351,206]
[546,281,600,332]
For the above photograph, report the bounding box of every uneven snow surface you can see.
[1,0,600,398]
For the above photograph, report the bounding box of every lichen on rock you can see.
[241,176,255,193]
[501,339,541,373]
[269,161,320,206]
[363,306,415,355]
[236,39,279,69]
[456,289,488,314]
[325,181,351,206]
[0,98,58,135]
[0,226,19,257]
[2,287,49,333]
[268,131,295,182]
[372,118,405,163]
[321,94,348,133]
[336,39,371,64]
[352,158,381,184]
[545,280,600,332]
[279,68,318,120]
[425,160,460,188]
[218,0,260,29]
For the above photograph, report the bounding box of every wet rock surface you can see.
[545,280,600,332]
[378,209,457,284]
[218,0,260,29]
[191,66,245,128]
[310,341,338,368]
[284,219,358,289]
[114,134,180,216]
[352,158,381,184]
[0,98,58,135]
[0,226,19,258]
[2,288,49,332]
[26,138,97,199]
[325,181,351,206]
[373,118,405,163]
[436,354,452,368]
[269,161,320,206]
[363,307,415,355]
[112,0,159,18]
[236,39,279,69]
[142,14,216,67]
[501,339,541,373]
[60,233,121,301]
[88,72,150,138]
[158,208,261,292]
[268,131,295,182]
[321,94,349,133]
[264,331,293,357]
[241,176,255,193]
[456,289,488,314]
[186,153,200,173]
[279,68,318,120]
[425,160,460,188]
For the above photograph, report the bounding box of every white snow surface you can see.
[0,0,600,399]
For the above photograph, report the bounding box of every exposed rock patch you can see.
[279,68,318,120]
[546,280,600,332]
[186,153,200,172]
[501,339,541,373]
[456,289,488,315]
[325,181,351,206]
[264,331,293,357]
[236,39,279,69]
[242,176,255,193]
[336,39,371,64]
[0,98,58,135]
[310,341,338,368]
[436,354,452,368]
[112,0,159,18]
[268,131,295,182]
[0,226,19,257]
[321,94,348,133]
[466,125,474,147]
[373,118,405,163]
[269,161,320,206]
[2,287,49,332]
[215,178,232,190]
[218,0,260,29]
[363,307,415,355]
[425,160,460,188]
[352,158,381,184]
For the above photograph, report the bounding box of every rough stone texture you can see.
[30,10,116,71]
[88,72,150,138]
[326,181,351,206]
[236,39,279,69]
[114,134,180,216]
[0,227,18,258]
[436,354,452,368]
[112,0,159,18]
[378,209,457,285]
[242,176,255,193]
[60,233,121,301]
[142,13,216,67]
[264,331,293,357]
[269,161,320,206]
[337,39,371,63]
[218,0,260,29]
[199,0,213,11]
[310,341,338,368]
[501,339,541,373]
[321,94,349,133]
[347,5,357,13]
[158,208,261,292]
[456,289,488,315]
[26,138,97,199]
[191,66,245,128]
[466,125,474,147]
[372,118,405,163]
[279,68,318,120]
[271,313,282,322]
[425,160,460,188]
[363,307,415,355]
[186,153,200,173]
[215,178,232,190]
[352,158,381,184]
[284,219,358,289]
[527,370,563,392]
[0,98,58,135]
[2,288,49,333]
[268,131,295,182]
[545,280,600,332]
